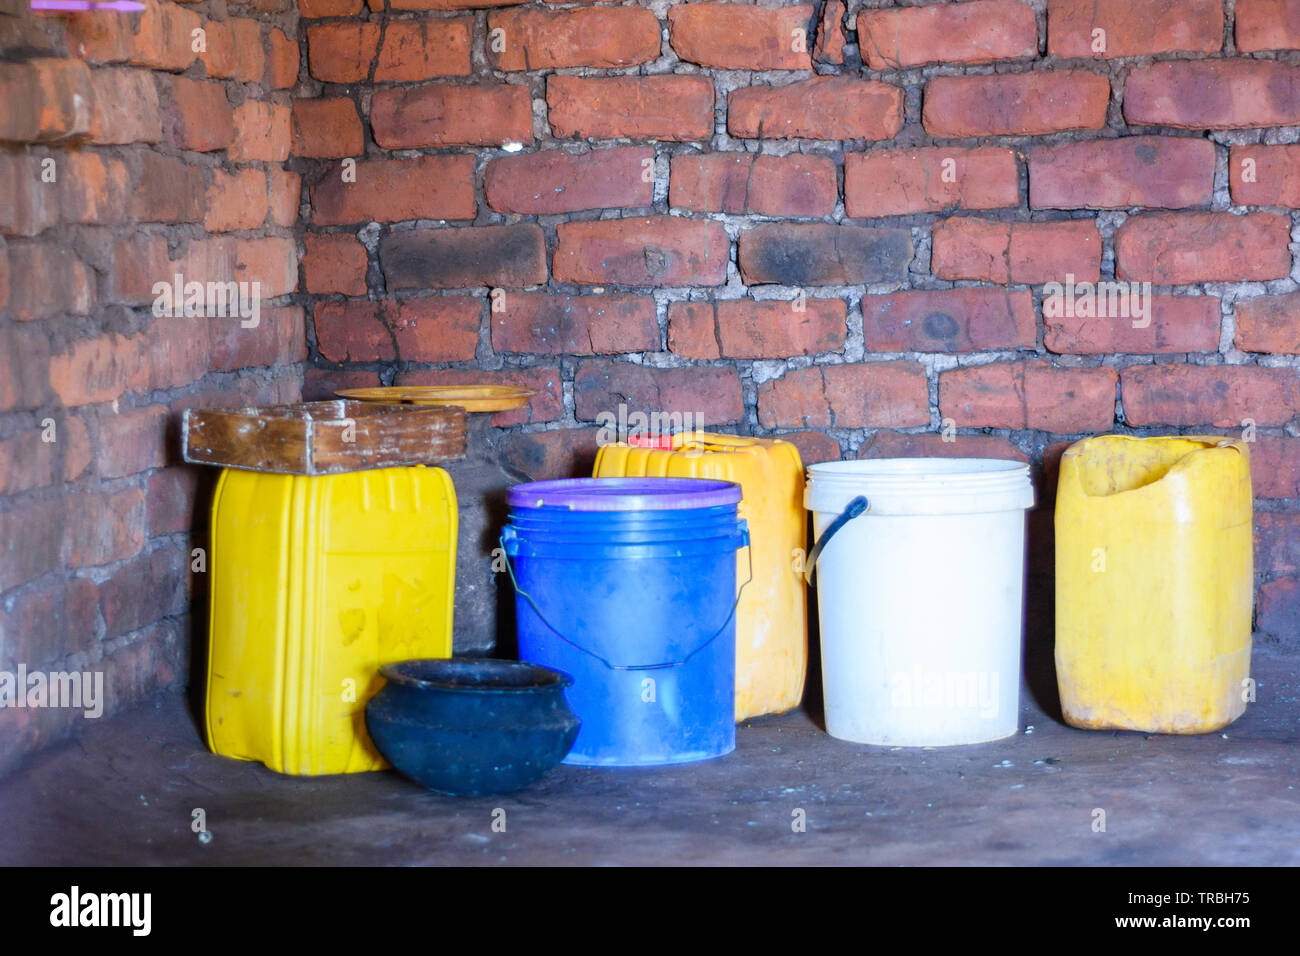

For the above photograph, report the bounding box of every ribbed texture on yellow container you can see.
[205,465,457,775]
[1055,435,1253,734]
[593,434,807,720]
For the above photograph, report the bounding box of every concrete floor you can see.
[2,642,1297,866]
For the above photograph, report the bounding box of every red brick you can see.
[739,224,913,285]
[813,0,846,65]
[757,362,930,429]
[0,154,57,236]
[0,58,93,142]
[306,22,380,84]
[209,305,307,371]
[1236,292,1300,354]
[492,293,658,354]
[553,217,729,287]
[0,430,61,495]
[267,28,299,90]
[63,416,91,482]
[548,75,713,142]
[485,146,652,215]
[858,430,1028,462]
[66,11,134,65]
[267,168,301,227]
[146,466,204,535]
[130,152,205,222]
[1047,0,1223,58]
[1230,145,1300,207]
[670,153,837,218]
[1114,212,1292,284]
[130,316,210,391]
[299,0,363,15]
[292,97,364,159]
[314,298,480,363]
[160,77,233,152]
[931,218,1102,284]
[6,244,95,320]
[491,7,660,70]
[376,18,472,80]
[110,234,170,305]
[392,0,526,7]
[229,100,291,163]
[0,325,50,413]
[859,0,1038,70]
[941,361,1117,433]
[88,68,162,145]
[0,500,64,592]
[130,0,201,73]
[228,236,299,297]
[56,151,130,224]
[310,155,476,225]
[846,147,1019,218]
[303,367,380,401]
[923,71,1110,137]
[781,430,841,464]
[397,366,560,427]
[204,168,269,232]
[1236,0,1300,52]
[1256,513,1300,575]
[862,288,1037,352]
[0,576,98,667]
[1045,294,1221,354]
[1125,61,1300,129]
[62,487,147,568]
[668,3,813,70]
[575,361,745,425]
[0,239,7,311]
[372,83,533,148]
[668,298,846,359]
[500,429,601,482]
[198,19,238,80]
[230,19,266,84]
[1029,137,1215,210]
[381,224,545,290]
[728,76,903,141]
[1121,365,1300,426]
[1252,435,1300,499]
[95,405,169,479]
[1257,575,1300,640]
[302,233,368,295]
[49,332,140,407]
[100,547,187,639]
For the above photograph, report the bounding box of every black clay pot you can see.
[365,659,580,796]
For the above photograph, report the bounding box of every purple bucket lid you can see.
[507,477,741,512]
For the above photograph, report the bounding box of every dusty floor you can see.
[2,641,1297,866]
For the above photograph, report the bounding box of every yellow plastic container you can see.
[1055,435,1252,734]
[206,465,457,775]
[593,433,807,720]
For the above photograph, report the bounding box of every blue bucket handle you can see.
[499,523,752,671]
[804,495,869,587]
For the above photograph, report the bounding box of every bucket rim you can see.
[808,457,1029,479]
[508,477,741,511]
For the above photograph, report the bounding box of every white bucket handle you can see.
[804,495,869,587]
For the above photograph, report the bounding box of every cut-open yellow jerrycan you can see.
[1055,435,1252,734]
[593,432,807,720]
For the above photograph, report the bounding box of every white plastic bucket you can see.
[805,458,1035,747]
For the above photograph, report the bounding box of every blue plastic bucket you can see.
[502,478,748,767]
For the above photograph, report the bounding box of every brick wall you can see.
[296,0,1300,648]
[0,0,305,772]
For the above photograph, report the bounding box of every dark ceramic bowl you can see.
[365,658,580,796]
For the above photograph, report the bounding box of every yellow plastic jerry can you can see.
[206,465,457,775]
[1055,435,1253,734]
[593,433,808,720]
